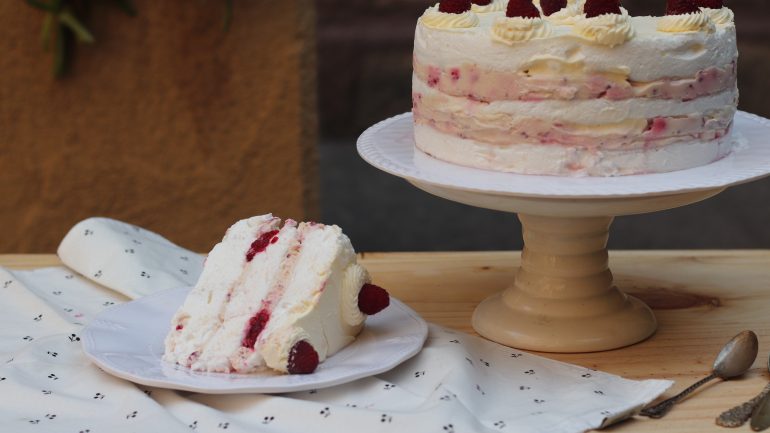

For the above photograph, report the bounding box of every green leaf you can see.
[26,0,59,12]
[112,0,137,16]
[58,9,95,44]
[53,24,69,78]
[223,0,233,32]
[41,12,54,50]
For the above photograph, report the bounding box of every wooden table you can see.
[5,251,770,432]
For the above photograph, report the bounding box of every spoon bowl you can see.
[714,330,759,379]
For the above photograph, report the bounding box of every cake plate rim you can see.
[356,111,770,199]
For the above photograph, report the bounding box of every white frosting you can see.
[414,15,737,82]
[420,4,479,30]
[414,123,734,176]
[573,9,635,47]
[703,7,734,26]
[492,17,552,45]
[414,76,738,125]
[657,11,715,33]
[342,264,369,327]
[163,217,369,374]
[545,2,584,26]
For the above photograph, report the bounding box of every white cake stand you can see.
[357,111,770,353]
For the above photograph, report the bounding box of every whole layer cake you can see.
[412,0,738,176]
[163,215,389,374]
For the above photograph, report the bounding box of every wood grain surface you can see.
[5,251,770,432]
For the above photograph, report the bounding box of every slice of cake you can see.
[412,0,738,176]
[163,215,389,374]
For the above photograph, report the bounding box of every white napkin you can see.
[0,217,671,433]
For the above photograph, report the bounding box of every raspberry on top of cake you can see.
[163,215,390,375]
[412,0,737,176]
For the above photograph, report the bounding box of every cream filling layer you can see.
[413,106,734,150]
[413,76,738,125]
[412,59,737,102]
[414,122,734,176]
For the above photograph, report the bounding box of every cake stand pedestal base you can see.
[412,182,724,352]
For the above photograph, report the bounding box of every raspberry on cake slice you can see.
[540,0,568,16]
[696,0,723,8]
[583,0,622,17]
[163,214,389,375]
[666,0,700,15]
[439,0,472,14]
[507,0,541,18]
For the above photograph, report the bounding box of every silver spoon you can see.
[716,353,770,428]
[640,330,758,419]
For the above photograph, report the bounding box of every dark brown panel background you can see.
[0,1,318,252]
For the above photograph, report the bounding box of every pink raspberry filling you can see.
[245,230,279,262]
[241,309,270,348]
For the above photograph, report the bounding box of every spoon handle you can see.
[716,383,770,427]
[640,373,719,419]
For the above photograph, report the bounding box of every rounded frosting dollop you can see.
[542,0,584,26]
[420,4,479,29]
[491,16,552,45]
[702,7,734,26]
[471,0,505,13]
[341,264,369,326]
[573,8,635,47]
[657,11,716,33]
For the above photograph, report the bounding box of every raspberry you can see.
[540,0,567,16]
[358,283,390,315]
[583,0,622,17]
[245,230,279,262]
[471,0,492,5]
[438,0,472,14]
[241,309,270,348]
[506,0,540,18]
[666,0,700,15]
[695,0,722,8]
[287,340,319,374]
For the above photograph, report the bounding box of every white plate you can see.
[357,111,770,198]
[81,287,428,394]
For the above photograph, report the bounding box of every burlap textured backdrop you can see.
[0,1,318,252]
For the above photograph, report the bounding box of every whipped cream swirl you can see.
[657,11,716,33]
[341,264,369,326]
[702,7,734,26]
[492,17,552,45]
[420,4,479,29]
[573,8,635,47]
[471,0,505,13]
[543,0,584,26]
